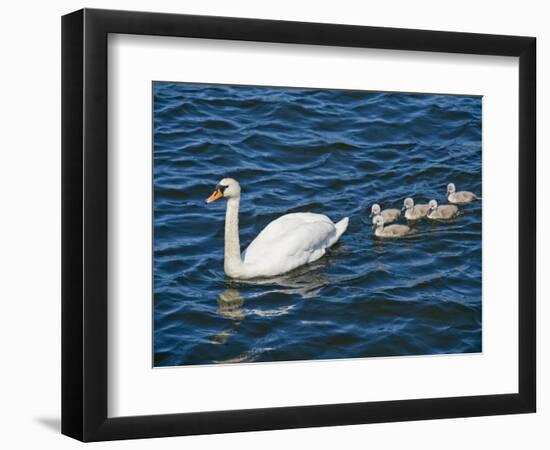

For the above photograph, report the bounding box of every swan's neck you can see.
[224,197,244,276]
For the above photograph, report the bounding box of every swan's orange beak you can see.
[206,188,224,204]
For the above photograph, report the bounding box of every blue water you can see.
[153,82,482,367]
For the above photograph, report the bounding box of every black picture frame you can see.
[62,8,536,442]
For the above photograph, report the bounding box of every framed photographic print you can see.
[61,8,536,441]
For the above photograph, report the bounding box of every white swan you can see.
[206,178,349,279]
[372,215,412,238]
[447,183,479,204]
[427,199,459,220]
[370,203,400,224]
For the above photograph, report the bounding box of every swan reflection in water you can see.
[210,257,333,346]
[216,288,245,321]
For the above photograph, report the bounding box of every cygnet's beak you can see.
[205,187,223,204]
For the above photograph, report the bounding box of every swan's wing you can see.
[382,209,401,223]
[458,191,477,202]
[449,192,477,203]
[417,204,430,215]
[242,213,336,268]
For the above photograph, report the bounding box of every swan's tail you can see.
[332,217,349,245]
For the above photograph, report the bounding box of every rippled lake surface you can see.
[153,82,482,367]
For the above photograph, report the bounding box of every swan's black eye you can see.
[217,184,228,192]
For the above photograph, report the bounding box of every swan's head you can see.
[372,214,385,230]
[402,197,414,211]
[370,203,381,217]
[428,199,438,211]
[205,178,241,203]
[447,183,456,195]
